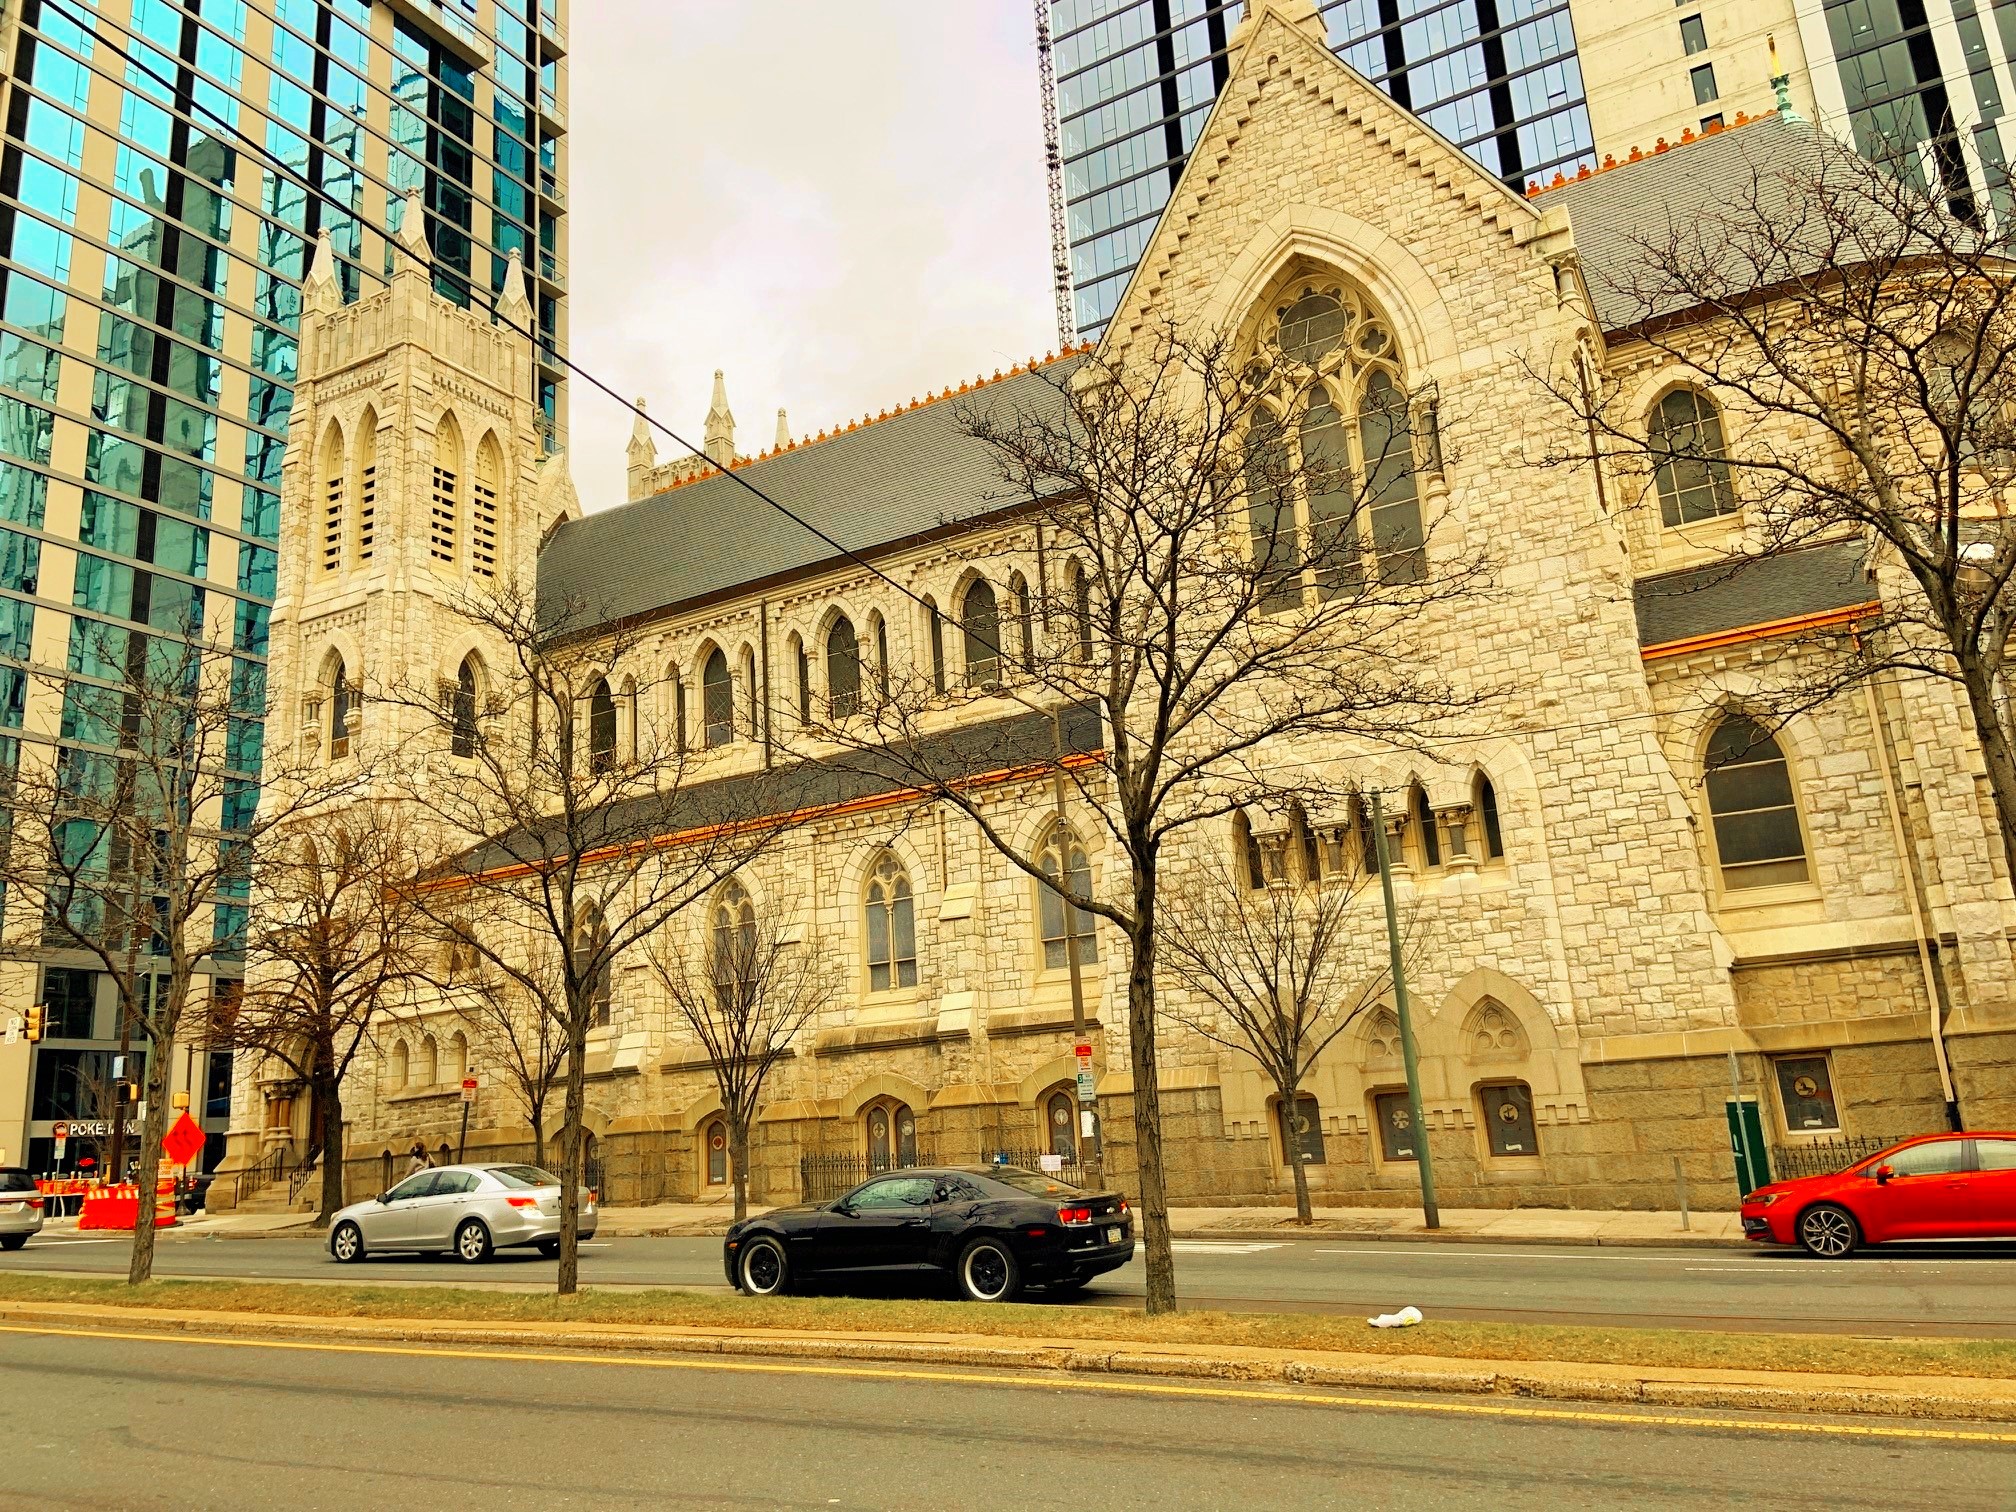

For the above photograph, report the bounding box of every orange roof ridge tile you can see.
[642,348,1093,500]
[1527,109,1764,197]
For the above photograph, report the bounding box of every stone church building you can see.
[224,2,2016,1214]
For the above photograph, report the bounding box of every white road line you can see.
[1171,1241,1287,1254]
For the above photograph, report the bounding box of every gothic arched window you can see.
[1649,387,1737,526]
[924,596,947,693]
[864,850,918,992]
[1037,824,1098,969]
[472,433,503,576]
[451,655,480,757]
[1245,277,1425,606]
[429,414,462,567]
[588,677,616,772]
[319,421,345,574]
[702,648,733,747]
[961,578,1001,687]
[826,614,861,718]
[710,879,757,1010]
[328,654,354,760]
[1705,714,1810,889]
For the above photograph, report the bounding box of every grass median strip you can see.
[3,1272,2014,1381]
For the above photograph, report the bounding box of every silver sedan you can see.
[327,1163,599,1264]
[0,1168,44,1250]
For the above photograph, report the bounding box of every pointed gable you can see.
[1096,0,1554,368]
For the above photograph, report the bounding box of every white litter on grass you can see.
[1367,1305,1424,1328]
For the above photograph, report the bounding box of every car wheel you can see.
[535,1238,561,1259]
[739,1236,790,1296]
[329,1221,365,1264]
[0,1233,27,1252]
[453,1219,493,1264]
[957,1237,1021,1303]
[1798,1203,1860,1258]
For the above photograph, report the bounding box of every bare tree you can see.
[1543,132,2016,877]
[382,581,802,1294]
[446,956,569,1169]
[649,887,835,1222]
[811,323,1487,1312]
[0,619,354,1282]
[1157,835,1394,1223]
[229,802,431,1222]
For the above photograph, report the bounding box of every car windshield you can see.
[1854,1139,1948,1174]
[0,1170,33,1192]
[982,1167,1083,1197]
[488,1165,560,1189]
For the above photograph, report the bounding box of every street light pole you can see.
[1369,789,1438,1229]
[1053,702,1102,1190]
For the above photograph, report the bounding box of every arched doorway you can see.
[703,1118,728,1187]
[864,1100,917,1172]
[1044,1088,1077,1161]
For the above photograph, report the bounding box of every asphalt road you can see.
[10,1229,2016,1335]
[2,1323,2011,1510]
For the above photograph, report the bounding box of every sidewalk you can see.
[131,1200,1741,1246]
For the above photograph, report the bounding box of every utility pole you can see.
[1369,790,1438,1228]
[1053,702,1102,1190]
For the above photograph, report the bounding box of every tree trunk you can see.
[1281,1079,1313,1225]
[127,1036,173,1285]
[729,1117,750,1224]
[316,1074,345,1225]
[1125,910,1175,1315]
[529,1104,545,1169]
[556,1018,589,1296]
[1959,658,2016,887]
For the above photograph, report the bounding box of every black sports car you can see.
[724,1165,1133,1302]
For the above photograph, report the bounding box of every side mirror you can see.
[376,1190,393,1204]
[1874,1164,1894,1185]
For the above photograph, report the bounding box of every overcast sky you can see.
[565,1,1058,513]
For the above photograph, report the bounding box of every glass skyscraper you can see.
[0,0,568,1173]
[1053,0,1596,339]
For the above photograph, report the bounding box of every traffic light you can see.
[23,1006,43,1043]
[114,1079,139,1104]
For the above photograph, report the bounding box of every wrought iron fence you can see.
[985,1146,1086,1188]
[799,1151,939,1202]
[1768,1134,1914,1182]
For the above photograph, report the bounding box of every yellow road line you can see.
[4,1321,2013,1446]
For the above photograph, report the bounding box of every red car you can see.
[1742,1132,2016,1256]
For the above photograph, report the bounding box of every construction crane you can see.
[1035,0,1079,350]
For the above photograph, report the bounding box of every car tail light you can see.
[1117,1199,1129,1215]
[26,1197,42,1208]
[505,1196,540,1209]
[1058,1204,1093,1225]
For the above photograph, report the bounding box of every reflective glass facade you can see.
[0,0,567,1148]
[1054,0,1596,338]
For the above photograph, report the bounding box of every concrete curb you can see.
[1178,1227,1746,1249]
[0,1299,2009,1424]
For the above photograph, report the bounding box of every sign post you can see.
[457,1076,477,1163]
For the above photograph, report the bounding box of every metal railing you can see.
[1768,1133,1914,1182]
[287,1161,318,1205]
[799,1151,939,1203]
[985,1146,1086,1188]
[233,1147,289,1206]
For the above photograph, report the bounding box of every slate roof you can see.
[538,360,1078,632]
[1632,539,1875,650]
[450,702,1104,876]
[1539,114,1843,333]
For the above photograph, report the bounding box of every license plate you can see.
[0,1202,21,1214]
[1106,1226,1121,1244]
